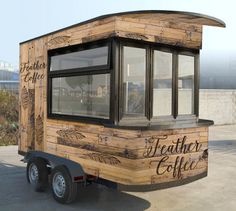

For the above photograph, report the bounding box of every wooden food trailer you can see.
[19,10,225,203]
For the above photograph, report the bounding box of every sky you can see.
[0,0,234,67]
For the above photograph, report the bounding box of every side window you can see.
[122,46,146,117]
[50,46,109,71]
[52,74,110,118]
[153,50,173,117]
[48,42,111,121]
[120,44,197,122]
[178,55,195,115]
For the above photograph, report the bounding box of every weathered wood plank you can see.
[56,140,207,167]
[46,125,207,150]
[47,119,207,138]
[114,19,202,49]
[116,30,201,49]
[116,19,201,41]
[46,133,208,159]
[117,16,202,33]
[19,43,30,152]
[46,141,208,184]
[47,20,116,50]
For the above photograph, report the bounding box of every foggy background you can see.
[0,0,235,89]
[200,50,236,89]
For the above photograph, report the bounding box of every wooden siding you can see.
[45,120,208,185]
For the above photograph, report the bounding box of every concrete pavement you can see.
[0,125,236,211]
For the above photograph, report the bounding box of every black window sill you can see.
[47,113,213,131]
[103,119,214,130]
[47,113,113,125]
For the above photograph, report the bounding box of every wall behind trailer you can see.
[199,89,236,125]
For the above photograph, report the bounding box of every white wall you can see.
[199,89,236,125]
[152,89,236,125]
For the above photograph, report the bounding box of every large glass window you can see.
[153,50,172,116]
[48,39,198,125]
[120,44,197,122]
[52,74,110,118]
[122,46,146,117]
[49,42,111,122]
[50,46,108,71]
[178,55,194,115]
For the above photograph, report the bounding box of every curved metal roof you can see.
[20,10,225,44]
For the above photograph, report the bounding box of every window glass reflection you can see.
[153,50,172,116]
[122,46,146,116]
[52,74,110,118]
[50,46,108,71]
[178,55,194,115]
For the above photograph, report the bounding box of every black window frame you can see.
[119,41,150,122]
[150,46,175,122]
[47,37,200,127]
[47,39,114,124]
[175,51,199,120]
[117,38,199,125]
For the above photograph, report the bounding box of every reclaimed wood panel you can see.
[44,121,209,185]
[46,140,208,170]
[117,16,203,33]
[46,17,116,50]
[19,43,29,153]
[115,18,202,40]
[46,135,208,185]
[19,39,47,152]
[118,12,224,27]
[46,133,208,159]
[34,38,46,151]
[43,14,204,50]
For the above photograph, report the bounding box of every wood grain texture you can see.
[45,119,209,185]
[19,39,47,152]
[43,15,203,50]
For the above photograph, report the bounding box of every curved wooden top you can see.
[20,10,225,44]
[107,10,226,27]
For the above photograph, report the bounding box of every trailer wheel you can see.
[50,166,78,204]
[27,158,48,192]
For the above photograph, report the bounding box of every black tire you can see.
[26,157,49,192]
[50,166,78,204]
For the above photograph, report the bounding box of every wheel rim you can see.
[29,163,39,184]
[52,172,66,198]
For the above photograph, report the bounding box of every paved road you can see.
[0,125,236,211]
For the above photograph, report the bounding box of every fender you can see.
[23,151,85,182]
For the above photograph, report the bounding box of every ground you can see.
[0,125,236,211]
